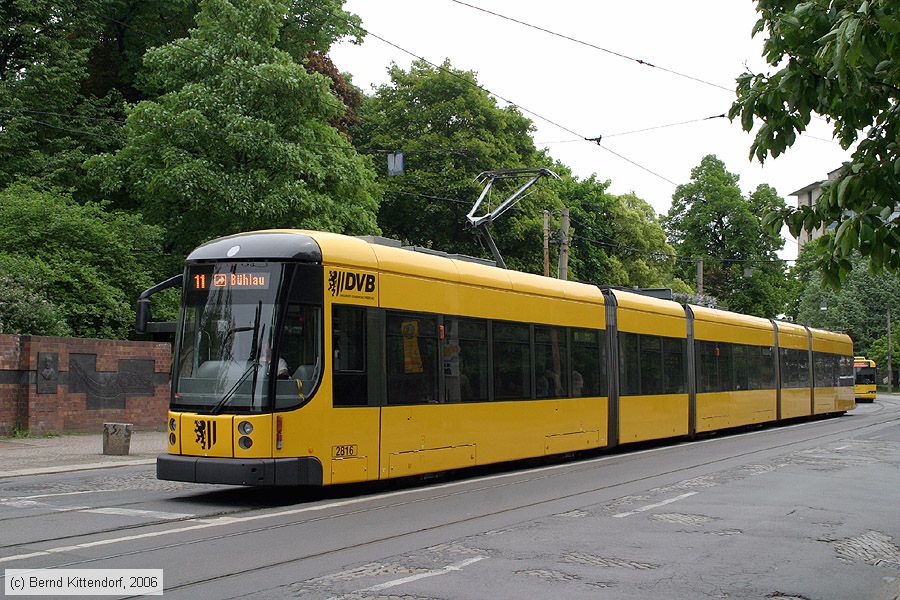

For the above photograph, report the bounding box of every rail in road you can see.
[2,396,899,599]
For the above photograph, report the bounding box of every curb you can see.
[0,458,157,479]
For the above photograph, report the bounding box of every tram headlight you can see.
[169,418,176,431]
[237,421,254,435]
[238,436,253,450]
[169,433,176,445]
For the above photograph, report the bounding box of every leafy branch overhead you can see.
[729,0,899,285]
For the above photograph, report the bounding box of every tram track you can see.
[3,408,897,596]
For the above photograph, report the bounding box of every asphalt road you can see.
[2,396,899,600]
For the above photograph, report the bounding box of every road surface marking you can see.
[82,507,195,520]
[0,490,117,502]
[338,556,488,598]
[613,492,697,518]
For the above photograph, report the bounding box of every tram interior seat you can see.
[293,362,319,392]
[195,360,247,379]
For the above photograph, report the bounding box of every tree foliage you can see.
[0,185,164,338]
[352,59,559,272]
[729,0,900,285]
[564,175,679,288]
[664,155,788,317]
[791,242,900,357]
[0,0,125,194]
[87,0,380,260]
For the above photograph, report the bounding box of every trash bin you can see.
[103,423,133,455]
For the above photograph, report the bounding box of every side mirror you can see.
[136,298,151,333]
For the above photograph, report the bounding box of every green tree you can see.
[352,59,560,273]
[664,155,788,317]
[564,175,680,288]
[0,185,165,339]
[87,0,380,260]
[791,246,900,357]
[0,0,126,194]
[867,330,898,383]
[729,0,900,285]
[0,259,71,337]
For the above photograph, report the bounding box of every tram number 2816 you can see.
[332,445,358,458]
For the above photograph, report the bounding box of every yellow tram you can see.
[141,230,855,486]
[853,357,878,402]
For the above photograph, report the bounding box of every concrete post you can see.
[103,423,133,455]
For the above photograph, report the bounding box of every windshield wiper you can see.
[207,361,259,415]
[208,303,265,415]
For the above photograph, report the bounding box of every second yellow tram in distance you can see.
[853,357,878,402]
[148,230,855,486]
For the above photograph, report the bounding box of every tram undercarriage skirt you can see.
[157,454,323,486]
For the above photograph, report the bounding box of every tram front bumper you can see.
[157,454,323,486]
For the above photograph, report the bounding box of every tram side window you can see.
[535,326,568,398]
[797,349,811,387]
[386,313,439,404]
[619,332,640,396]
[747,346,762,389]
[332,305,367,407]
[732,345,749,391]
[443,318,489,403]
[572,328,605,397]
[780,348,810,388]
[639,335,663,395]
[839,355,854,386]
[759,346,776,389]
[814,352,835,388]
[717,344,734,391]
[780,348,795,388]
[663,337,686,394]
[696,341,717,393]
[493,322,532,400]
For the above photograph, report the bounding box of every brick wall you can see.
[0,335,170,435]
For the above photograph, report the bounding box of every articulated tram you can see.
[143,230,855,486]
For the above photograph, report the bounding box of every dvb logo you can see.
[329,270,376,297]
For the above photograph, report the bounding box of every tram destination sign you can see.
[192,272,270,290]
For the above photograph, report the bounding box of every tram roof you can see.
[808,326,853,353]
[690,305,774,331]
[610,289,686,318]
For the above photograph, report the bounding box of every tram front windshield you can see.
[855,366,878,385]
[172,263,321,413]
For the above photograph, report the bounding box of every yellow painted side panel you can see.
[377,272,603,328]
[618,394,688,443]
[837,386,856,410]
[695,391,777,432]
[781,388,812,419]
[379,398,608,479]
[388,445,476,478]
[617,309,685,338]
[814,387,838,414]
[331,457,370,484]
[694,320,774,347]
[777,321,810,350]
[177,413,233,457]
[544,430,601,454]
[275,403,381,484]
